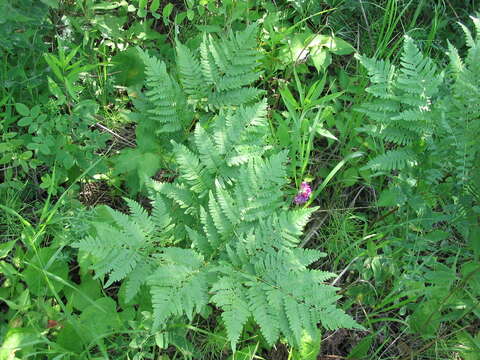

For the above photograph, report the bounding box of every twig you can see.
[312,206,377,212]
[331,256,360,286]
[95,122,136,148]
[87,70,123,79]
[348,186,366,209]
[319,354,358,360]
[300,213,329,248]
[378,325,410,359]
[400,324,474,360]
[371,206,399,226]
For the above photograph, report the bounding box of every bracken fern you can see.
[113,24,265,192]
[74,99,362,351]
[357,16,480,237]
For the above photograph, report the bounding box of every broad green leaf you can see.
[44,54,64,81]
[150,0,160,12]
[47,76,66,103]
[309,34,355,55]
[19,151,32,161]
[58,151,75,169]
[310,48,331,72]
[314,124,338,141]
[348,334,374,359]
[292,329,321,360]
[112,48,146,86]
[92,2,123,10]
[137,0,148,17]
[79,297,122,340]
[329,37,355,55]
[163,3,174,21]
[341,167,359,187]
[67,274,103,311]
[279,86,299,111]
[56,321,86,353]
[468,226,480,259]
[0,241,15,259]
[15,103,30,117]
[0,328,43,360]
[227,344,260,360]
[30,105,41,118]
[73,100,99,122]
[408,301,442,337]
[377,187,406,207]
[17,117,33,127]
[23,247,69,296]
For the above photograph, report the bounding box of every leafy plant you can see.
[12,100,108,193]
[356,17,480,236]
[0,0,53,103]
[43,41,98,104]
[74,96,362,352]
[354,15,480,345]
[113,24,264,193]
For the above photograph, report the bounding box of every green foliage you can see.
[357,19,480,234]
[76,97,361,351]
[177,23,264,107]
[354,17,480,350]
[114,24,264,193]
[4,0,479,358]
[0,0,52,102]
[9,100,108,193]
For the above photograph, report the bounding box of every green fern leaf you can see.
[364,149,417,171]
[211,277,251,350]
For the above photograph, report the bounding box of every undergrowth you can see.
[0,1,479,359]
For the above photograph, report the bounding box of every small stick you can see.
[95,122,136,148]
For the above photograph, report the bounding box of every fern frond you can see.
[447,41,464,74]
[73,221,150,291]
[355,54,395,99]
[363,149,417,171]
[200,206,222,249]
[172,141,212,197]
[186,226,212,256]
[234,153,288,222]
[210,276,251,350]
[150,181,198,215]
[213,248,360,348]
[214,100,269,166]
[210,88,265,108]
[200,34,220,86]
[77,24,362,354]
[317,306,362,331]
[194,124,224,175]
[376,126,419,145]
[355,100,399,123]
[149,248,209,329]
[281,207,317,238]
[247,285,280,346]
[124,198,154,234]
[459,22,476,49]
[176,42,207,100]
[397,36,441,98]
[125,261,154,302]
[150,195,172,232]
[137,48,188,133]
[214,180,239,225]
[208,190,233,237]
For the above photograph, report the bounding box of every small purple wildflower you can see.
[294,182,312,205]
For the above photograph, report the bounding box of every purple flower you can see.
[294,182,312,205]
